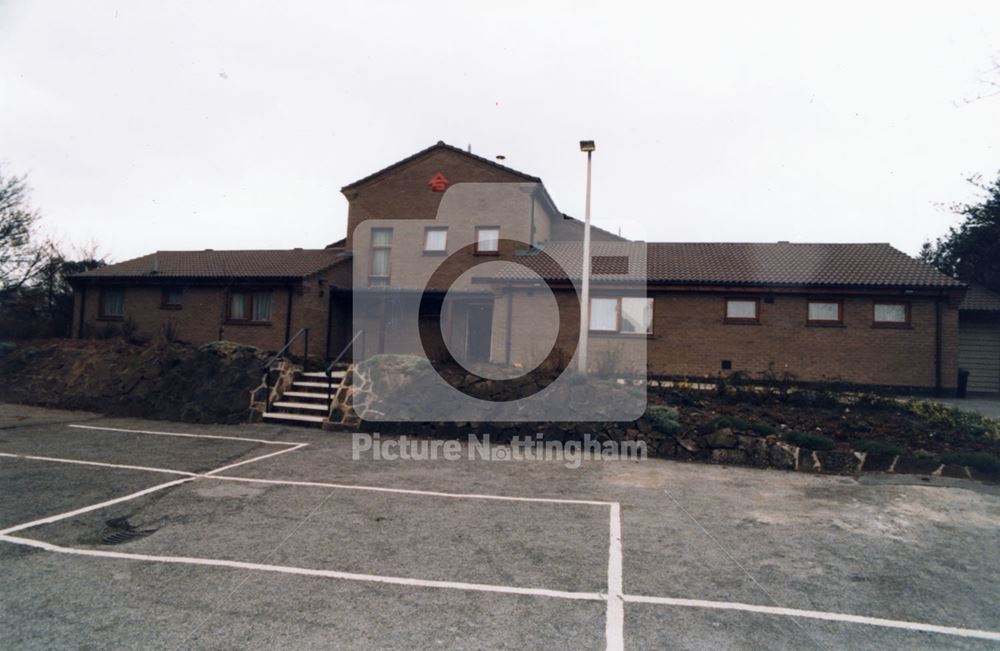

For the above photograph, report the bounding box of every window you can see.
[620,297,654,333]
[99,288,124,319]
[590,298,618,332]
[873,301,909,327]
[590,297,654,334]
[807,300,842,325]
[161,287,183,309]
[475,227,500,254]
[228,291,272,323]
[725,298,759,323]
[370,228,392,285]
[424,227,447,253]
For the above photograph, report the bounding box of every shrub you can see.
[713,416,733,429]
[645,405,680,434]
[749,422,776,436]
[852,439,902,456]
[783,430,835,450]
[940,452,1000,474]
[728,416,750,431]
[592,347,623,379]
[160,319,180,344]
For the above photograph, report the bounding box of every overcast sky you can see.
[2,1,999,262]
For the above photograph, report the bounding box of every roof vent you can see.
[777,240,790,244]
[293,247,303,250]
[205,248,213,251]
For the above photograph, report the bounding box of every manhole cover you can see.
[100,517,157,545]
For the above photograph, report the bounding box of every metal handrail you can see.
[266,327,309,370]
[326,330,362,403]
[264,327,308,410]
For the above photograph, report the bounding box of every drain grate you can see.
[100,517,157,545]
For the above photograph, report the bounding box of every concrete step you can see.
[282,391,334,400]
[292,381,339,389]
[262,412,324,424]
[301,371,346,379]
[272,401,329,412]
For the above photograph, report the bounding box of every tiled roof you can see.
[959,283,1000,311]
[341,141,541,191]
[496,242,963,288]
[73,249,349,280]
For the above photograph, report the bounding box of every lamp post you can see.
[577,140,595,374]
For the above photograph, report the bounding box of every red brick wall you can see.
[518,289,960,390]
[73,279,335,358]
[343,149,536,249]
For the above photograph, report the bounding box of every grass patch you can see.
[852,439,903,456]
[783,430,835,451]
[940,452,1000,474]
[749,422,776,435]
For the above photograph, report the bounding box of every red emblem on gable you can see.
[428,172,449,192]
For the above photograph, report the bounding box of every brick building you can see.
[71,141,976,394]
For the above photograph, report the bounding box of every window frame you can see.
[872,301,911,328]
[723,297,760,325]
[423,226,448,255]
[369,227,393,284]
[474,226,501,255]
[589,296,654,335]
[226,289,273,325]
[98,287,125,321]
[806,299,843,326]
[160,287,183,310]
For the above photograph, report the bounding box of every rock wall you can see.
[0,339,266,424]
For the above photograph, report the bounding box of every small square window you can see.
[725,299,759,323]
[424,227,447,253]
[475,227,500,254]
[807,301,841,324]
[873,302,909,327]
[99,288,124,319]
[161,287,183,309]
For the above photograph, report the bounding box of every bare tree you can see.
[0,169,44,290]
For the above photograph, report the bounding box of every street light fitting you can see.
[579,140,596,152]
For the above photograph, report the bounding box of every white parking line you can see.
[0,477,195,536]
[206,474,613,506]
[0,534,606,602]
[0,452,197,477]
[605,503,624,651]
[0,444,306,536]
[623,595,1000,643]
[0,450,609,507]
[68,424,308,446]
[3,531,998,644]
[6,422,1000,647]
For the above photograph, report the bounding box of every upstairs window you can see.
[229,291,272,323]
[873,301,909,327]
[161,287,183,309]
[475,227,500,254]
[424,227,448,253]
[370,228,393,285]
[725,298,759,324]
[807,300,842,325]
[99,288,124,319]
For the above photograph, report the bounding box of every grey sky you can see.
[1,1,999,262]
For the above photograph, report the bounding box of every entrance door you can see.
[465,302,494,364]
